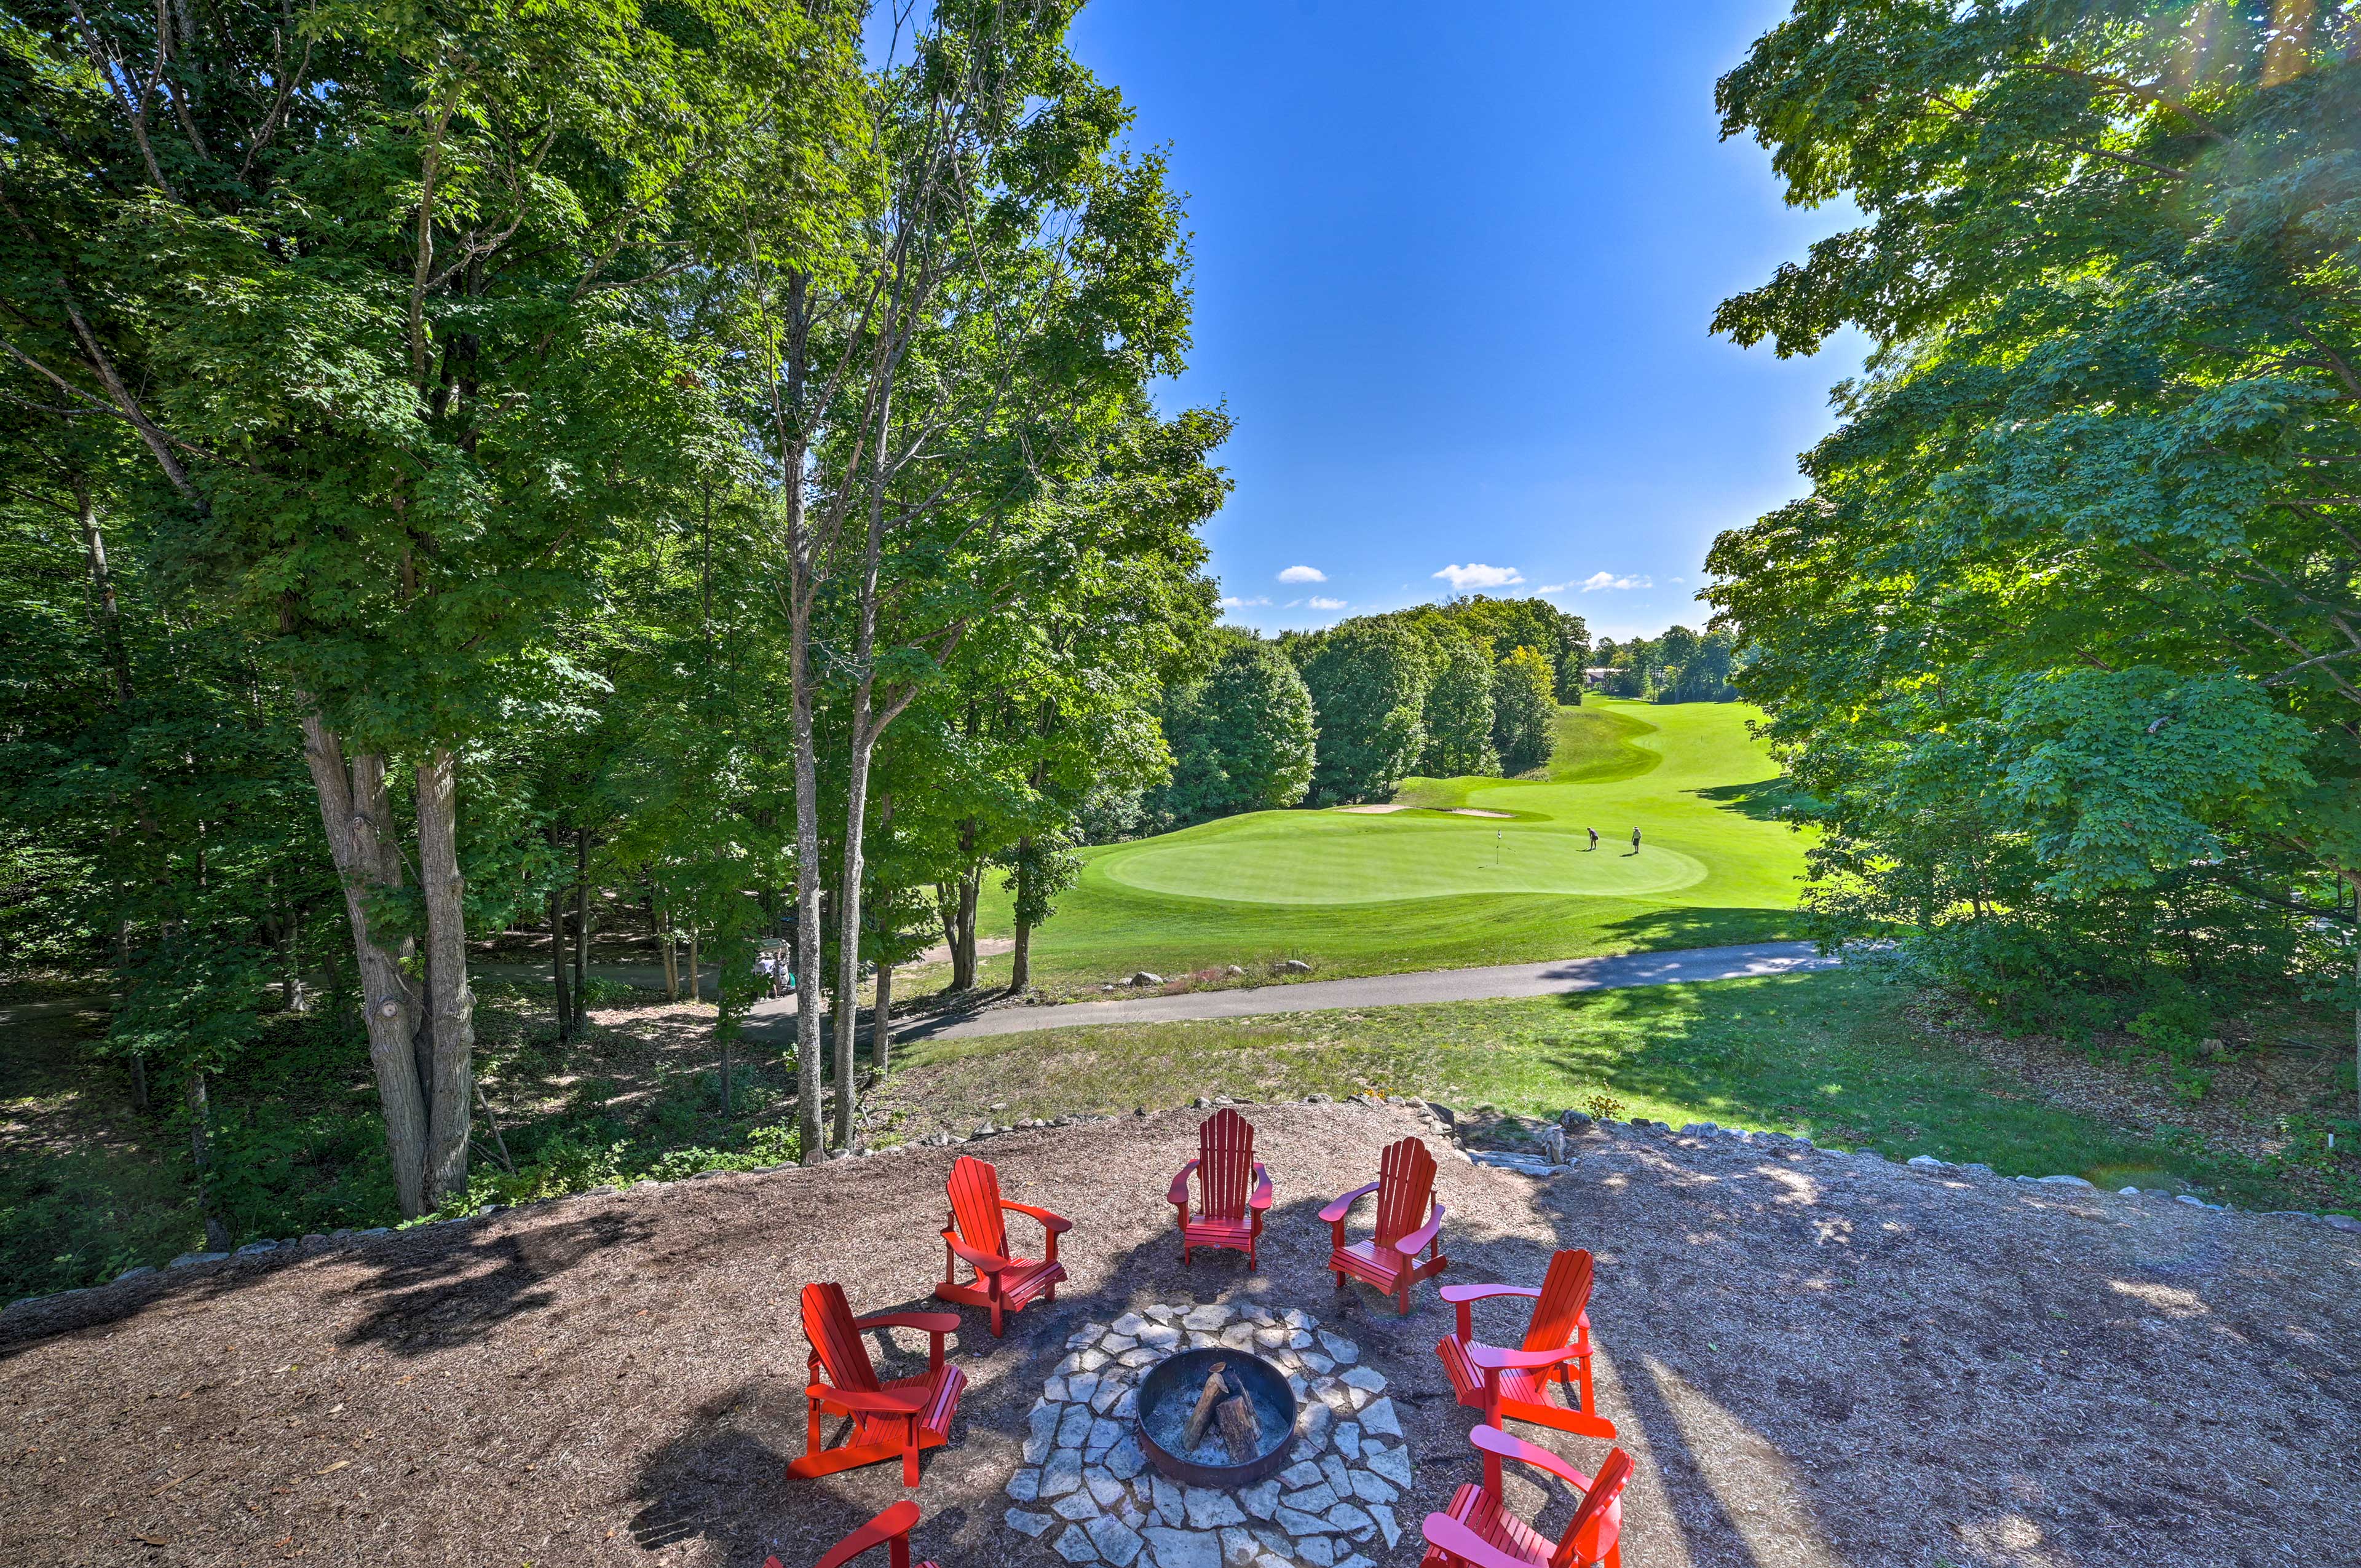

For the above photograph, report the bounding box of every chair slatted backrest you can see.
[1372,1137,1438,1251]
[946,1155,1009,1260]
[802,1282,880,1393]
[1549,1448,1632,1568]
[1197,1109,1256,1221]
[1523,1248,1596,1354]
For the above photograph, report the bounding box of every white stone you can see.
[1107,1435,1148,1481]
[1221,1322,1259,1349]
[1043,1450,1085,1497]
[1288,1330,1315,1349]
[1282,1483,1339,1515]
[1145,1527,1221,1568]
[1297,1538,1336,1568]
[1364,1446,1412,1488]
[1333,1424,1360,1460]
[1088,1417,1126,1455]
[1152,1476,1186,1529]
[1238,1478,1281,1520]
[1145,1304,1180,1324]
[2039,1174,2095,1189]
[1300,1352,1334,1376]
[1318,1456,1350,1496]
[1089,1516,1145,1567]
[1138,1325,1184,1349]
[1077,1347,1112,1371]
[1280,1462,1325,1490]
[1056,1524,1102,1564]
[1369,1505,1401,1549]
[1344,1387,1370,1411]
[1188,1331,1224,1350]
[1358,1398,1401,1438]
[1060,1405,1096,1446]
[1055,1490,1103,1522]
[1339,1367,1385,1393]
[1069,1373,1102,1408]
[1219,1528,1260,1567]
[1008,1510,1056,1539]
[1335,1554,1377,1568]
[1071,1324,1110,1348]
[1316,1333,1358,1365]
[1326,1505,1374,1534]
[1113,1312,1150,1336]
[1045,1375,1072,1403]
[1281,1309,1312,1330]
[1348,1470,1396,1505]
[1120,1347,1161,1367]
[1113,1389,1139,1418]
[1093,1381,1128,1416]
[1008,1467,1042,1502]
[1088,1471,1128,1506]
[1186,1488,1248,1528]
[1254,1325,1291,1347]
[1183,1304,1233,1330]
[1274,1507,1332,1537]
[1105,1334,1139,1353]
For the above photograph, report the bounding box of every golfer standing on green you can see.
[1631,827,1642,853]
[1588,827,1599,851]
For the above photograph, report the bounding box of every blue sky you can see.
[1056,0,1867,642]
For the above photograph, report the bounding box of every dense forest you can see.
[1588,626,1739,703]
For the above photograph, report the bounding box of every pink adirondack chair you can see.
[1167,1108,1275,1268]
[1437,1249,1615,1440]
[770,1500,939,1568]
[1322,1135,1449,1314]
[935,1154,1071,1336]
[788,1282,965,1487]
[1421,1428,1632,1568]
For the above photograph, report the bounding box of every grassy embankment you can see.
[970,699,1809,996]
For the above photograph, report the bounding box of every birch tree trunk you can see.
[573,827,591,1010]
[872,957,893,1075]
[415,748,474,1207]
[301,714,432,1217]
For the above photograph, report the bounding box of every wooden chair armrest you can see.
[1319,1181,1380,1224]
[1002,1200,1074,1234]
[856,1310,962,1336]
[1420,1512,1533,1568]
[943,1229,1011,1274]
[1168,1160,1200,1206]
[1398,1200,1447,1257]
[1249,1164,1274,1210]
[813,1500,922,1568]
[1439,1283,1541,1304]
[1470,1422,1595,1490]
[812,1384,927,1416]
[1468,1341,1588,1372]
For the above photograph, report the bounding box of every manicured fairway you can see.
[983,699,1811,993]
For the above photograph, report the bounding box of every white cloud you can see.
[1277,564,1327,584]
[1536,582,1573,594]
[1219,595,1271,609]
[1433,562,1524,591]
[1578,571,1651,593]
[1307,596,1347,610]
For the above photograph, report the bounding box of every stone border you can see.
[1003,1302,1410,1568]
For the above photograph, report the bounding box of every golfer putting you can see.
[1631,827,1642,854]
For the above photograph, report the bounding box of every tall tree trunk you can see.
[689,926,701,1003]
[788,500,826,1164]
[1011,834,1034,993]
[547,883,574,1040]
[872,956,893,1075]
[301,714,432,1217]
[415,749,474,1207]
[572,826,591,1011]
[954,856,981,991]
[660,891,679,1000]
[188,1068,228,1252]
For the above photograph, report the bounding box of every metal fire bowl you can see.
[1134,1346,1299,1488]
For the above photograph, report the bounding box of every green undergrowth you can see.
[881,966,2352,1214]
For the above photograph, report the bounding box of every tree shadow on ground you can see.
[336,1209,652,1357]
[1688,778,1809,823]
[1594,905,1803,951]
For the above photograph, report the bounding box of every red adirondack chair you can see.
[769,1500,939,1568]
[1421,1428,1632,1568]
[1436,1248,1615,1441]
[1167,1108,1275,1268]
[1321,1135,1449,1314]
[788,1282,966,1487]
[935,1154,1071,1336]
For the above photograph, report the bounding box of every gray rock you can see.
[1112,1312,1150,1337]
[1152,1475,1186,1529]
[1283,959,1313,974]
[1906,1155,1948,1170]
[1225,966,1247,977]
[1238,1478,1281,1520]
[1280,1461,1325,1490]
[1069,1373,1102,1409]
[1185,1487,1248,1528]
[235,1241,277,1255]
[1088,1416,1126,1454]
[1559,1109,1592,1130]
[1138,1324,1184,1350]
[1963,1162,1995,1176]
[1318,1454,1351,1496]
[1182,1304,1233,1330]
[113,1266,156,1283]
[1059,1403,1096,1447]
[1145,1304,1180,1323]
[1219,1527,1261,1568]
[1335,1554,1377,1568]
[2324,1213,2361,1232]
[1349,1470,1396,1505]
[2119,1186,2143,1196]
[1339,1366,1385,1394]
[168,1251,229,1269]
[1106,1434,1149,1481]
[1680,1122,1718,1137]
[1132,972,1166,987]
[1093,1380,1130,1416]
[2039,1174,2095,1189]
[1054,1491,1104,1523]
[1089,1516,1145,1568]
[1333,1422,1360,1459]
[1297,1538,1336,1568]
[1274,1507,1332,1537]
[1008,1510,1057,1539]
[1281,1483,1339,1515]
[1364,1445,1412,1489]
[1369,1504,1401,1550]
[1357,1398,1401,1438]
[1144,1526,1221,1568]
[1316,1331,1358,1366]
[1043,1449,1085,1498]
[1088,1470,1128,1507]
[1325,1504,1375,1534]
[1008,1467,1043,1502]
[1056,1524,1102,1564]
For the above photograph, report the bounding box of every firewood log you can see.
[1182,1361,1228,1449]
[1216,1394,1260,1464]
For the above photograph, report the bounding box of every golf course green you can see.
[980,698,1810,993]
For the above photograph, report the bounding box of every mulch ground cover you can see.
[3,1104,2356,1568]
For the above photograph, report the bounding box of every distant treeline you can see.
[1123,596,1591,830]
[1589,626,1739,704]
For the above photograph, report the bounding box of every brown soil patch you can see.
[4,1108,2355,1568]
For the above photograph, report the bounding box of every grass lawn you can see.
[977,699,1812,995]
[877,965,2328,1211]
